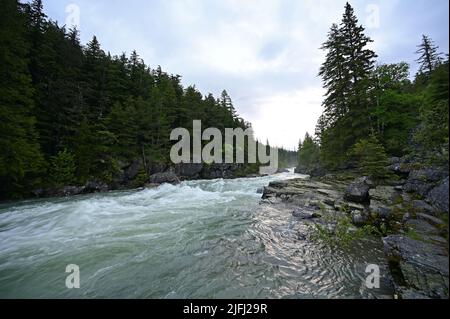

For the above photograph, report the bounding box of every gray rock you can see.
[177,163,203,178]
[383,235,449,299]
[370,200,392,219]
[256,187,264,194]
[124,159,143,180]
[411,200,435,215]
[416,213,446,228]
[405,219,440,236]
[351,210,367,225]
[404,169,445,197]
[292,209,321,219]
[84,181,109,193]
[369,186,400,204]
[344,180,370,203]
[149,172,180,185]
[59,186,86,197]
[426,177,449,214]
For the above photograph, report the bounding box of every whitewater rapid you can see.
[0,170,392,298]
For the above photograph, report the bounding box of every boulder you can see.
[84,181,109,193]
[58,186,86,197]
[369,200,392,219]
[369,186,401,204]
[149,172,180,185]
[404,169,445,197]
[344,179,370,203]
[292,209,321,219]
[177,163,203,178]
[426,177,449,214]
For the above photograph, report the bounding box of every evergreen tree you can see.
[50,149,76,186]
[0,0,44,199]
[316,2,377,168]
[416,35,443,76]
[351,134,390,179]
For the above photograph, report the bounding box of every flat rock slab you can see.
[383,235,449,298]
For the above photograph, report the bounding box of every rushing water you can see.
[0,170,393,299]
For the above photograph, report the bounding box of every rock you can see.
[149,172,180,185]
[383,235,449,299]
[177,163,203,178]
[416,213,446,228]
[404,169,445,197]
[256,187,264,194]
[351,210,367,225]
[388,162,412,177]
[411,200,435,215]
[31,188,46,198]
[369,186,401,204]
[370,200,392,219]
[344,179,370,203]
[84,181,109,193]
[292,209,321,219]
[354,176,375,188]
[59,186,86,197]
[426,177,449,214]
[277,168,290,173]
[399,289,431,299]
[405,219,440,236]
[124,159,143,181]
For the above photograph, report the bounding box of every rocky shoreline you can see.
[261,161,449,299]
[28,162,262,200]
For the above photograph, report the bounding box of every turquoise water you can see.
[0,170,392,298]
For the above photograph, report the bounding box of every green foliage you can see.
[413,60,449,165]
[309,213,379,249]
[49,149,76,186]
[351,134,390,180]
[0,0,45,199]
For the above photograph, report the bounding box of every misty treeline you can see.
[298,3,449,177]
[1,0,298,200]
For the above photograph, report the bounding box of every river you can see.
[0,169,393,298]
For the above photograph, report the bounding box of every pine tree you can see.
[416,35,443,76]
[351,134,390,179]
[0,0,44,198]
[316,2,377,168]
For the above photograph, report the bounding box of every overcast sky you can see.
[42,0,449,150]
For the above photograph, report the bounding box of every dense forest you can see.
[298,3,449,177]
[0,0,297,200]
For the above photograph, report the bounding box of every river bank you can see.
[261,161,449,299]
[26,162,264,202]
